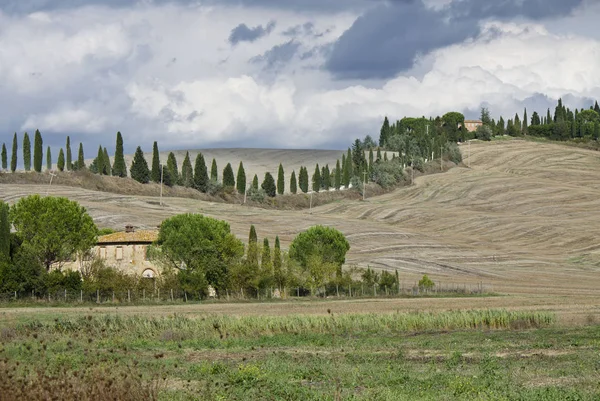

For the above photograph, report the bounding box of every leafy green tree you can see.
[130,146,150,183]
[103,147,111,175]
[231,225,260,295]
[252,174,259,190]
[379,116,391,147]
[167,152,179,184]
[442,112,465,142]
[480,107,492,126]
[66,136,72,171]
[379,270,397,290]
[10,195,98,270]
[418,274,435,290]
[57,149,65,171]
[0,201,10,261]
[112,132,127,177]
[236,161,246,194]
[1,143,7,170]
[261,172,276,197]
[260,238,273,289]
[33,129,43,172]
[273,236,283,289]
[312,164,321,192]
[334,160,341,190]
[289,225,350,274]
[151,141,161,183]
[211,158,218,182]
[181,152,193,187]
[344,149,352,186]
[223,163,235,188]
[193,153,208,192]
[10,133,17,173]
[23,132,31,171]
[156,214,244,295]
[523,108,528,134]
[161,164,173,187]
[46,146,51,171]
[277,163,285,195]
[322,165,331,190]
[290,170,297,194]
[299,166,309,193]
[361,267,379,287]
[76,143,85,170]
[91,145,104,174]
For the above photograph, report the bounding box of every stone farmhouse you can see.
[462,120,483,132]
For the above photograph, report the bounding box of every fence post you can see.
[96,289,100,304]
[80,290,83,303]
[128,289,131,303]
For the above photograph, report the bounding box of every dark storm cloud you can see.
[325,0,585,80]
[228,21,276,45]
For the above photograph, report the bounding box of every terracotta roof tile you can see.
[97,230,158,244]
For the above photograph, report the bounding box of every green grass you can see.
[2,308,599,400]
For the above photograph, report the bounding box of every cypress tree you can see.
[33,129,43,172]
[261,237,272,276]
[66,136,72,171]
[11,133,17,173]
[299,167,308,193]
[193,152,208,192]
[210,158,218,182]
[223,163,235,188]
[181,152,193,187]
[57,148,65,171]
[1,143,6,170]
[290,170,297,194]
[167,152,179,185]
[273,236,283,289]
[312,164,321,192]
[595,101,600,116]
[368,148,374,172]
[247,225,259,268]
[334,160,341,190]
[112,132,127,177]
[93,146,104,175]
[77,143,85,170]
[262,172,276,197]
[379,116,390,147]
[0,201,10,261]
[130,146,150,183]
[376,148,382,162]
[277,163,285,195]
[46,146,51,171]
[523,108,528,135]
[236,161,246,194]
[151,141,161,183]
[252,174,259,190]
[103,147,111,175]
[546,109,552,125]
[342,157,350,187]
[23,132,31,171]
[324,164,331,190]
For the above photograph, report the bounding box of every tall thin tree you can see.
[181,152,193,187]
[290,170,297,194]
[223,163,235,188]
[130,146,150,183]
[277,163,285,195]
[23,132,31,171]
[151,141,161,183]
[334,160,341,190]
[236,161,246,194]
[312,164,321,193]
[77,143,85,170]
[10,133,17,173]
[167,152,179,185]
[193,152,208,192]
[1,143,6,170]
[66,136,72,171]
[46,146,52,171]
[103,147,111,175]
[33,129,43,172]
[57,148,65,171]
[210,158,218,182]
[112,132,127,177]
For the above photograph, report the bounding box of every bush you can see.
[371,160,405,188]
[349,176,363,193]
[418,274,435,290]
[475,125,493,141]
[206,179,223,196]
[445,143,463,164]
[247,187,266,202]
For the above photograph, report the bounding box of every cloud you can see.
[228,21,276,45]
[250,40,301,69]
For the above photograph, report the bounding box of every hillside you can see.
[2,139,600,302]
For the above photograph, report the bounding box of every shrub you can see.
[445,143,463,164]
[418,274,435,290]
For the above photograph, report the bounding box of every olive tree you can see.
[10,195,98,270]
[155,214,244,295]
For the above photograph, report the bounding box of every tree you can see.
[57,149,65,171]
[523,108,528,135]
[151,141,161,183]
[1,143,7,170]
[273,236,283,289]
[236,161,246,194]
[290,170,297,194]
[480,107,491,126]
[261,172,276,197]
[23,132,31,171]
[10,195,98,270]
[10,133,17,173]
[334,160,341,190]
[221,162,234,188]
[130,146,150,183]
[277,163,285,195]
[156,214,244,295]
[289,226,350,290]
[379,116,391,147]
[193,153,208,192]
[161,164,173,187]
[418,274,435,290]
[252,174,259,190]
[77,143,85,170]
[442,112,465,142]
[66,136,72,171]
[344,148,352,186]
[312,164,321,192]
[595,101,600,116]
[181,152,193,187]
[368,148,374,173]
[322,165,331,190]
[236,225,260,294]
[33,129,43,173]
[299,166,309,193]
[0,201,10,261]
[102,147,111,175]
[210,158,218,182]
[46,146,51,171]
[166,152,179,185]
[260,238,273,289]
[112,132,127,177]
[91,146,104,175]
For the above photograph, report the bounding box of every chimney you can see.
[125,225,135,233]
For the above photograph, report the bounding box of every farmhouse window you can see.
[116,246,123,260]
[99,247,106,259]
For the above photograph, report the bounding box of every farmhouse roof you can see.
[97,230,158,245]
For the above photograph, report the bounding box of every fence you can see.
[0,281,491,305]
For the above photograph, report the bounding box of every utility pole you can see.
[159,164,164,206]
[46,171,57,196]
[309,191,313,213]
[468,140,471,168]
[363,171,367,201]
[243,184,248,205]
[440,145,443,172]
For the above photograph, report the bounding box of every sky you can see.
[1,0,599,154]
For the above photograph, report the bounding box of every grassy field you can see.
[6,308,598,400]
